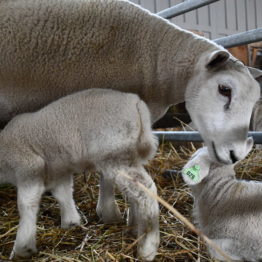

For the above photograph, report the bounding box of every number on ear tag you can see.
[182,165,200,182]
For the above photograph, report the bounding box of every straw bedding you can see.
[0,140,261,262]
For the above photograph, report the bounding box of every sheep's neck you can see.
[139,20,220,120]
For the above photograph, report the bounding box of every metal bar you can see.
[214,28,262,48]
[154,131,203,142]
[154,131,262,144]
[156,1,262,48]
[157,0,220,19]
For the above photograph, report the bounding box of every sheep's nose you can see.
[229,150,238,164]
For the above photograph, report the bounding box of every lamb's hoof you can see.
[138,250,157,262]
[14,245,37,258]
[62,221,81,229]
[61,214,81,229]
[96,206,122,224]
[138,233,159,262]
[138,246,157,262]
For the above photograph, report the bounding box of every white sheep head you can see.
[185,50,259,165]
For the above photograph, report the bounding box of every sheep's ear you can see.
[182,148,210,185]
[247,67,262,81]
[205,50,230,70]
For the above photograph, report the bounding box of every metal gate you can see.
[130,0,262,39]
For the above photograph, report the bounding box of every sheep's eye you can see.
[218,84,231,98]
[218,84,231,109]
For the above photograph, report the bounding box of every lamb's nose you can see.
[229,150,238,164]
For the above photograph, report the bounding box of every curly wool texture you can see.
[0,89,159,260]
[0,0,224,123]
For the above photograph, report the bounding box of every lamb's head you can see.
[185,49,261,164]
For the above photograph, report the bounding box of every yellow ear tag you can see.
[182,165,200,182]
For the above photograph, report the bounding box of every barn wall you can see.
[129,0,262,39]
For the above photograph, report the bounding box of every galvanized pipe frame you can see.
[154,131,262,144]
[157,0,220,19]
[157,0,262,48]
[214,28,262,48]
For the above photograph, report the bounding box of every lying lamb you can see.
[182,143,262,261]
[0,89,159,261]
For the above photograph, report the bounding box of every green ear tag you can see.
[182,164,200,182]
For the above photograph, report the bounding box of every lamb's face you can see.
[185,50,260,165]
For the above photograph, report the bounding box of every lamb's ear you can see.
[205,50,230,70]
[247,67,262,81]
[182,148,211,186]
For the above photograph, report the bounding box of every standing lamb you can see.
[0,0,260,223]
[0,89,159,261]
[182,144,262,261]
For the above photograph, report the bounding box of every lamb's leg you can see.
[128,200,138,236]
[51,175,81,229]
[13,182,45,258]
[96,173,122,224]
[106,166,159,262]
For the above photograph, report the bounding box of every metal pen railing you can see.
[154,131,262,144]
[157,0,220,19]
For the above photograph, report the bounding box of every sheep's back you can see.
[2,89,152,168]
[194,179,262,259]
[0,0,159,112]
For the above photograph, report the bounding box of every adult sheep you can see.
[0,0,260,223]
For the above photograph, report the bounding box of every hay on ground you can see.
[1,139,262,262]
